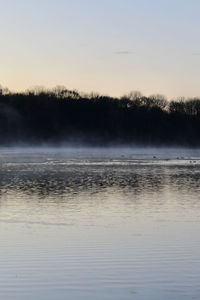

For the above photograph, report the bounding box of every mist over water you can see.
[0,147,200,300]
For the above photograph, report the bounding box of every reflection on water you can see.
[0,148,200,300]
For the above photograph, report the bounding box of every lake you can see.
[0,147,200,300]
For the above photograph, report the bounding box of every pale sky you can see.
[1,0,200,99]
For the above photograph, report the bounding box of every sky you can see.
[1,0,200,99]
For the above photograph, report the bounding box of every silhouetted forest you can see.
[0,85,200,146]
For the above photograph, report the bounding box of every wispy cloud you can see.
[192,52,200,56]
[114,50,135,55]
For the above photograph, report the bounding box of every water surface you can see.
[0,148,200,300]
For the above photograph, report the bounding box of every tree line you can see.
[0,85,200,146]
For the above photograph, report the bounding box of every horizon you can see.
[2,84,200,102]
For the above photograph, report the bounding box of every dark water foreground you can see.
[0,148,200,300]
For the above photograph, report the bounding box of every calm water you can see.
[0,147,200,300]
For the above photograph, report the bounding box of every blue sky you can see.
[1,0,200,98]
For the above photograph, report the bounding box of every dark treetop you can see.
[0,86,200,146]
